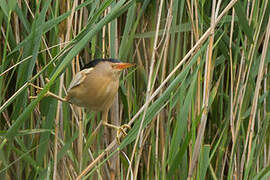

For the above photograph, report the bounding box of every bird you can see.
[29,58,134,140]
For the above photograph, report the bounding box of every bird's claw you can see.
[29,83,43,94]
[28,83,51,98]
[116,124,131,144]
[29,96,38,99]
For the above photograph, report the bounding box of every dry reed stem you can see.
[127,0,165,178]
[155,1,173,179]
[108,6,121,179]
[152,1,173,180]
[53,73,64,179]
[1,26,11,52]
[186,0,201,170]
[263,68,267,117]
[229,8,237,176]
[134,121,153,180]
[247,13,270,163]
[53,0,78,178]
[229,8,235,144]
[14,0,21,44]
[239,0,268,175]
[188,0,216,177]
[194,0,201,117]
[76,0,84,174]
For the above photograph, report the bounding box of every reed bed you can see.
[0,0,270,179]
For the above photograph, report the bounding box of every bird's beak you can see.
[114,63,135,70]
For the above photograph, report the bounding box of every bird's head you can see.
[83,58,135,79]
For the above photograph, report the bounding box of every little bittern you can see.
[30,58,134,140]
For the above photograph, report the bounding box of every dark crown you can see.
[82,58,121,69]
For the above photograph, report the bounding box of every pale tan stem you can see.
[188,0,216,177]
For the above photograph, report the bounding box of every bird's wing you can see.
[67,68,93,91]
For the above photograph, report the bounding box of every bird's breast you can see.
[90,79,119,111]
[66,74,119,112]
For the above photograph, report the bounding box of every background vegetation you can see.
[0,0,270,179]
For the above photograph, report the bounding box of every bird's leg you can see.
[102,110,130,143]
[28,83,67,102]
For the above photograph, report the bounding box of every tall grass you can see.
[0,0,270,179]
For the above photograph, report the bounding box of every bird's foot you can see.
[29,83,43,92]
[28,83,46,99]
[116,124,131,141]
[102,122,131,144]
[29,95,38,99]
[28,82,67,102]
